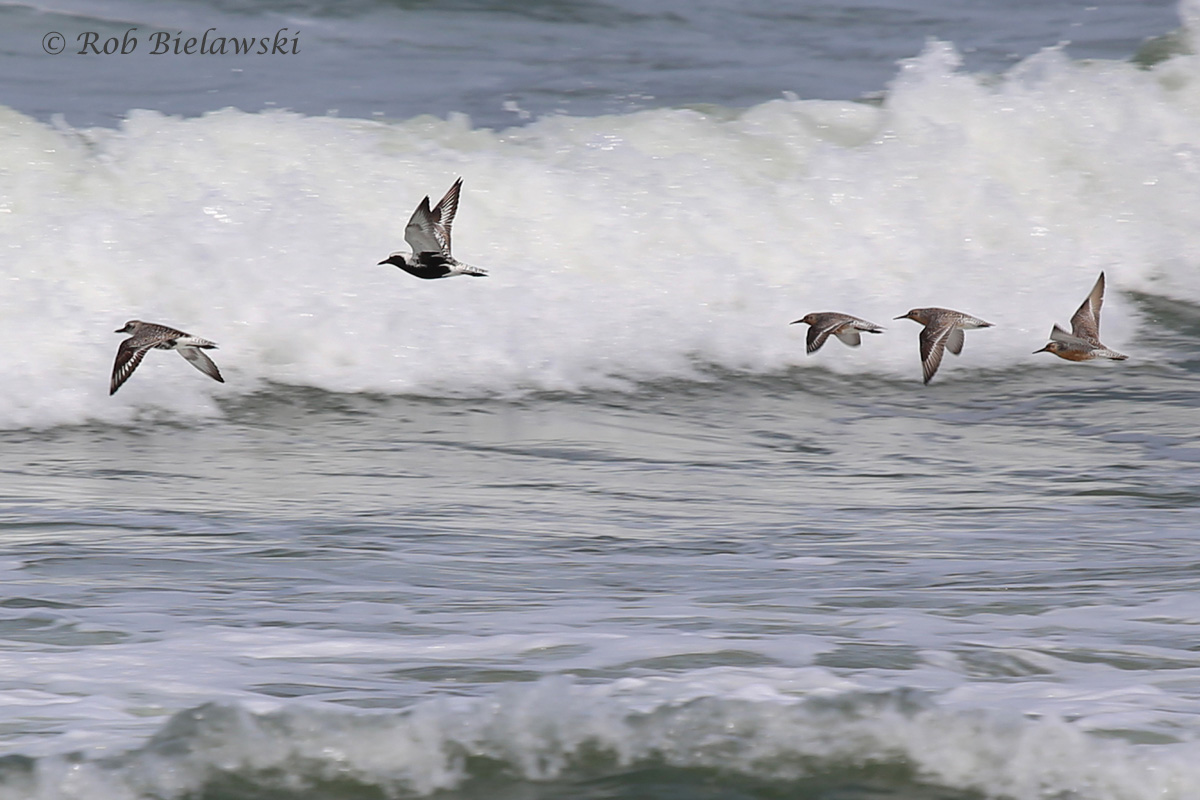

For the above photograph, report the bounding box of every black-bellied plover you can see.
[110,320,224,395]
[895,307,993,384]
[1034,271,1127,362]
[790,312,884,354]
[378,177,488,279]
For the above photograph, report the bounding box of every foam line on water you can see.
[2,34,1200,427]
[3,677,1199,800]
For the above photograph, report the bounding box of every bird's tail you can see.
[452,262,489,277]
[176,336,218,350]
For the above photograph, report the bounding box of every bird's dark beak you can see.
[893,314,907,320]
[1032,346,1049,354]
[377,259,388,265]
[114,328,124,333]
[789,319,803,325]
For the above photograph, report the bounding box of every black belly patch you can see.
[383,252,452,280]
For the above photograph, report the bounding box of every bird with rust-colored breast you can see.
[1034,272,1127,362]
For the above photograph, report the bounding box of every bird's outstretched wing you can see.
[919,324,953,384]
[402,178,462,256]
[111,340,152,395]
[428,177,462,255]
[1069,272,1106,344]
[178,347,225,383]
[403,196,442,255]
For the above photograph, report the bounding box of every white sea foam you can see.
[3,35,1200,427]
[4,677,1200,800]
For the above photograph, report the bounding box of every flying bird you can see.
[110,320,224,395]
[1034,272,1127,361]
[378,177,488,279]
[895,307,993,384]
[790,312,884,354]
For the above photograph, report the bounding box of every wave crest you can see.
[2,39,1200,427]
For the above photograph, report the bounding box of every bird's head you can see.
[378,252,409,268]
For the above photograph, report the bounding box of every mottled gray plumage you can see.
[110,320,224,395]
[895,307,993,384]
[791,312,884,354]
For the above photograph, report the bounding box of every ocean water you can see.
[2,0,1200,798]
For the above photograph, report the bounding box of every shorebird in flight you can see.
[1034,272,1127,362]
[790,312,884,354]
[895,307,993,384]
[378,177,488,279]
[110,320,224,395]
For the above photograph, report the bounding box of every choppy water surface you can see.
[0,0,1181,127]
[3,351,1200,798]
